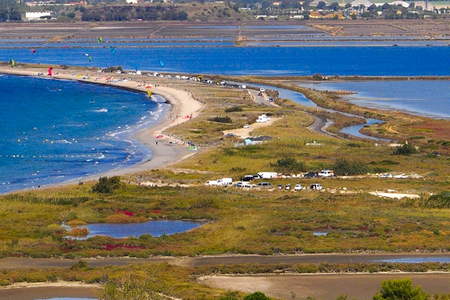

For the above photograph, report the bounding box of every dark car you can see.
[242,175,259,182]
[257,182,273,188]
[304,172,318,178]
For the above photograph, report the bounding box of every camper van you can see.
[206,178,233,186]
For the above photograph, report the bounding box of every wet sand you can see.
[200,273,450,300]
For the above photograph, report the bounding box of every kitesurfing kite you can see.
[159,60,165,68]
[9,59,16,67]
[31,49,37,54]
[84,53,93,62]
[97,37,105,43]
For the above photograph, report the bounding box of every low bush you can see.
[271,157,306,173]
[225,106,243,113]
[334,159,370,176]
[208,116,232,123]
[92,176,122,193]
[421,192,450,208]
[393,143,417,155]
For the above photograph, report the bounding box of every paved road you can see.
[0,254,448,270]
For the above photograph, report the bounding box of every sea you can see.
[0,75,166,193]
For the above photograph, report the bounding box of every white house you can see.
[126,0,139,4]
[25,11,52,21]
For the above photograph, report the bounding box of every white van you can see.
[257,172,278,179]
[206,178,233,186]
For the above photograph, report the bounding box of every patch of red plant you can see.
[151,209,161,214]
[116,210,135,216]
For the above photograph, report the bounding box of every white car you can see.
[310,184,323,190]
[294,184,304,191]
[318,170,334,177]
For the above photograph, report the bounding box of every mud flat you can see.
[200,273,450,300]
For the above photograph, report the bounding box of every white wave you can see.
[93,108,108,113]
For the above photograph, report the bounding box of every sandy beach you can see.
[0,65,204,186]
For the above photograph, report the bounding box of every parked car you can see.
[285,184,291,191]
[318,169,334,177]
[294,184,304,191]
[310,183,323,190]
[206,178,233,186]
[242,175,258,182]
[304,172,318,178]
[257,182,273,188]
[278,184,283,190]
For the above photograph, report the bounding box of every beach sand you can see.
[0,65,204,185]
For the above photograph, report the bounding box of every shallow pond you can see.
[375,257,450,264]
[69,220,203,239]
[298,80,450,119]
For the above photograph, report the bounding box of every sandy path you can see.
[200,273,450,300]
[223,117,281,139]
[0,65,204,183]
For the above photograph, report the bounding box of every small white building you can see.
[126,0,139,4]
[25,11,52,21]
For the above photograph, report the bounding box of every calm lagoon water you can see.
[299,80,450,119]
[74,220,202,239]
[0,75,166,193]
[376,257,450,264]
[1,46,449,76]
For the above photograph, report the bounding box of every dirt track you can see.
[0,253,449,270]
[200,273,450,300]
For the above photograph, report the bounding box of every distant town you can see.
[1,0,449,22]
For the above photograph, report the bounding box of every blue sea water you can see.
[0,75,166,193]
[0,46,449,76]
[72,220,202,239]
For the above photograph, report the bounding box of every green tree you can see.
[92,176,122,193]
[373,279,429,300]
[393,143,417,155]
[244,292,271,300]
[333,159,369,176]
[272,157,306,173]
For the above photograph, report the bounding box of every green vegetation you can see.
[271,157,306,173]
[333,159,370,176]
[373,279,428,300]
[92,176,122,194]
[244,292,271,300]
[209,116,233,123]
[225,106,244,113]
[421,192,450,209]
[393,143,418,155]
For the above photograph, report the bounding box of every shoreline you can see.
[0,66,203,193]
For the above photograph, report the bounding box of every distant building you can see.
[389,0,410,7]
[350,0,373,7]
[126,0,139,4]
[25,11,52,21]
